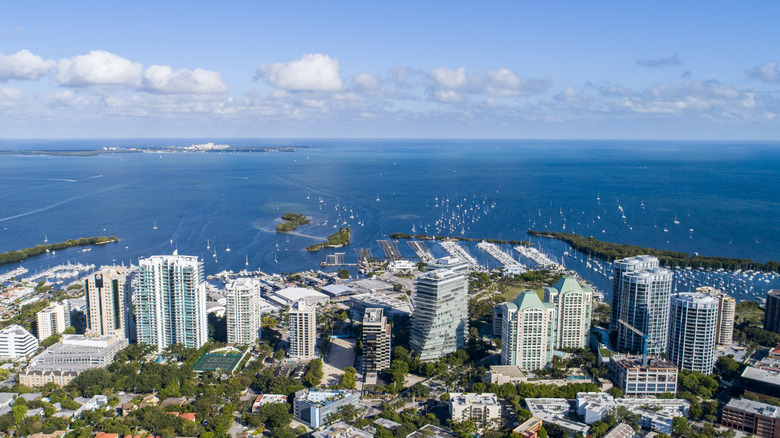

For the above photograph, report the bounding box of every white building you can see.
[501,290,556,370]
[410,268,469,361]
[544,276,592,349]
[36,302,68,340]
[0,325,38,359]
[613,260,673,356]
[575,393,689,434]
[289,300,317,358]
[84,266,130,339]
[226,278,262,345]
[668,292,718,374]
[449,393,502,427]
[135,254,207,352]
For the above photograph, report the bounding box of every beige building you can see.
[84,267,129,339]
[289,300,317,358]
[449,393,501,427]
[36,302,68,340]
[500,291,556,370]
[696,286,735,346]
[544,276,592,349]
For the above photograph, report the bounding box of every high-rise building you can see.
[544,276,593,349]
[135,254,207,352]
[289,300,317,358]
[668,292,718,374]
[362,308,391,373]
[696,286,735,346]
[36,302,68,340]
[611,255,659,332]
[84,267,130,339]
[765,290,780,334]
[225,278,262,345]
[410,268,469,361]
[612,257,672,355]
[0,325,38,359]
[500,290,556,370]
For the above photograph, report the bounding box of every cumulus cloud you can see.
[746,61,780,83]
[427,66,549,101]
[352,72,381,91]
[614,80,755,115]
[0,49,55,81]
[257,53,344,91]
[56,50,143,86]
[143,65,227,94]
[636,54,681,68]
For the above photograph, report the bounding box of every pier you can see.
[377,240,402,260]
[0,267,28,283]
[477,241,526,271]
[439,240,481,270]
[407,240,433,262]
[514,245,564,271]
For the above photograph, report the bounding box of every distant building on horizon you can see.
[612,256,672,355]
[84,266,131,340]
[544,276,592,349]
[36,302,68,340]
[135,254,207,352]
[500,290,556,370]
[765,289,780,335]
[668,292,718,374]
[289,300,316,359]
[225,278,262,345]
[410,268,469,361]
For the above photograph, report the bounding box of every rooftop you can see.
[725,398,780,418]
[741,366,780,386]
[450,392,500,407]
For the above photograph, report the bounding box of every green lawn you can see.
[500,286,544,302]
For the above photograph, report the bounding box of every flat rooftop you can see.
[725,398,780,418]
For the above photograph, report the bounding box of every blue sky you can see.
[1,1,779,139]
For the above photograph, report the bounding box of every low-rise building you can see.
[486,365,527,384]
[740,365,780,399]
[603,423,635,438]
[312,422,374,438]
[525,398,590,436]
[448,393,501,427]
[513,417,543,438]
[576,393,690,434]
[74,395,108,419]
[0,324,38,359]
[270,287,329,307]
[252,394,288,413]
[406,425,459,438]
[20,335,127,387]
[349,293,411,324]
[293,389,360,429]
[721,398,780,438]
[609,355,678,396]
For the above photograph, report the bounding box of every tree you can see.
[408,382,430,398]
[715,356,741,379]
[256,402,293,428]
[273,349,285,360]
[13,404,28,426]
[607,387,623,398]
[64,326,77,334]
[338,269,350,279]
[302,358,324,387]
[672,417,689,437]
[340,367,357,389]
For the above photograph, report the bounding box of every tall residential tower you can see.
[544,276,592,349]
[226,278,262,345]
[500,290,556,370]
[410,268,469,361]
[289,300,317,358]
[362,308,391,374]
[135,254,207,352]
[668,292,718,374]
[84,266,130,339]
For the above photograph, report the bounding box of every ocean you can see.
[1,139,779,299]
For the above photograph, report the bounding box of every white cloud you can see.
[143,65,227,94]
[352,72,381,90]
[427,66,549,100]
[1,87,21,100]
[257,53,343,91]
[746,61,780,83]
[636,54,681,68]
[0,50,55,81]
[56,50,143,86]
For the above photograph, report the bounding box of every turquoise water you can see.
[1,139,779,298]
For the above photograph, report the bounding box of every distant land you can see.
[0,143,322,156]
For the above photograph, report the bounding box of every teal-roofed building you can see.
[500,290,556,370]
[545,276,593,349]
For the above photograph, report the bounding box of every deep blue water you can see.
[1,139,779,298]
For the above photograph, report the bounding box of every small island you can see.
[306,228,351,252]
[0,236,119,265]
[528,230,780,271]
[275,213,311,232]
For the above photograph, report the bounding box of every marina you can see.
[477,241,526,271]
[440,240,482,270]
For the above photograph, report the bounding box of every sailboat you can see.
[44,235,48,243]
[206,239,210,250]
[153,221,158,230]
[225,245,231,252]
[245,255,249,267]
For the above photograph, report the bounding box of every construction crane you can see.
[617,318,661,366]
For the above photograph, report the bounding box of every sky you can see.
[1,1,779,140]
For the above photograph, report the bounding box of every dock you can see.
[377,240,402,260]
[477,241,526,271]
[439,240,481,270]
[407,240,433,262]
